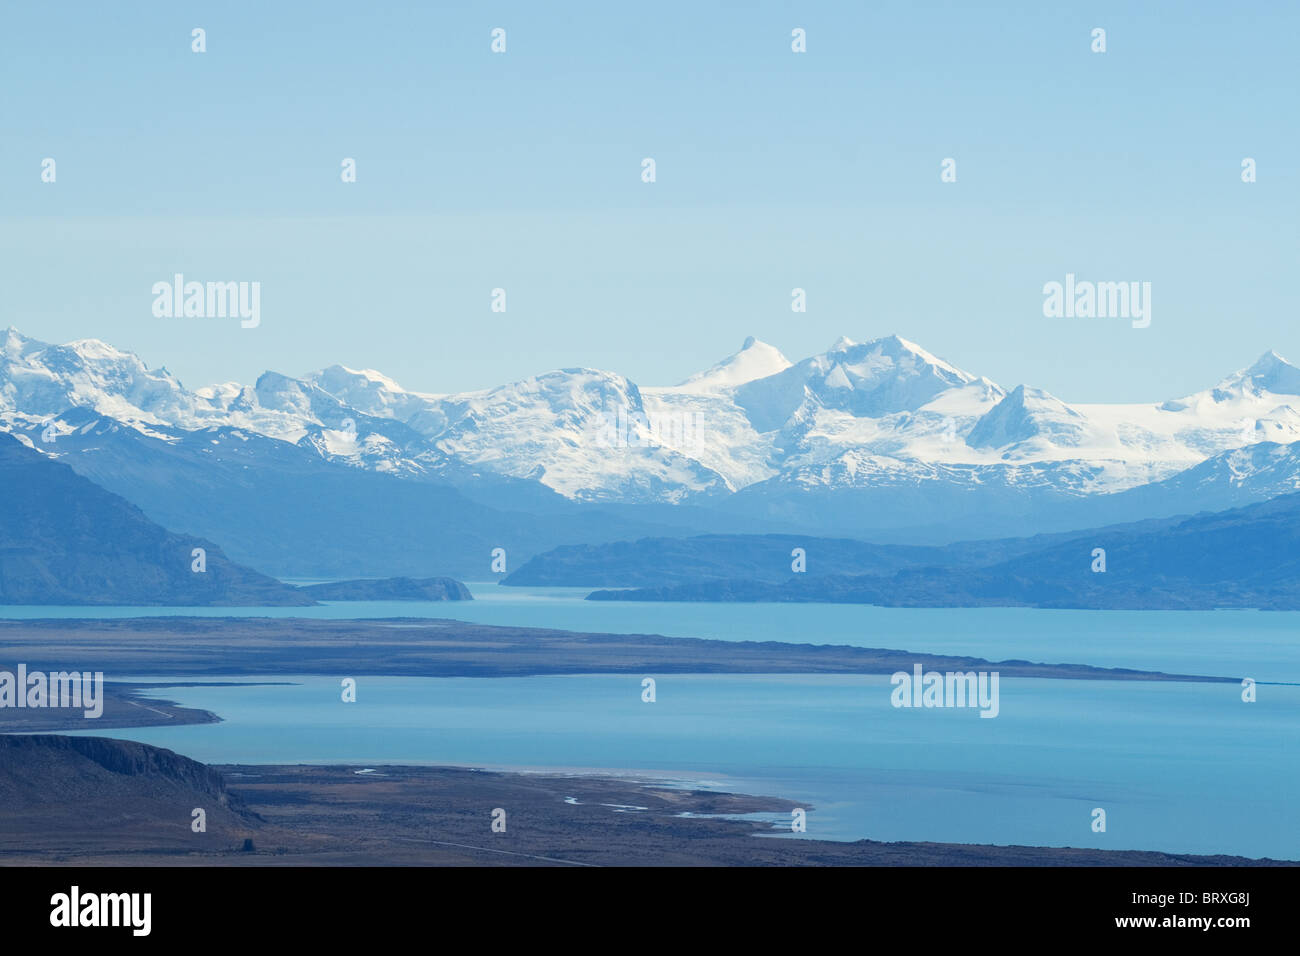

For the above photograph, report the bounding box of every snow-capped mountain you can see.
[7,325,1300,539]
[0,327,206,430]
[675,335,793,392]
[735,334,988,432]
[405,367,734,502]
[965,385,1093,453]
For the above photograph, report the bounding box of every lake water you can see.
[4,581,1300,681]
[10,585,1299,859]
[68,673,1299,860]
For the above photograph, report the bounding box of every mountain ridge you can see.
[583,490,1300,610]
[8,327,1300,555]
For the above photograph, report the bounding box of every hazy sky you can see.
[1,1,1296,402]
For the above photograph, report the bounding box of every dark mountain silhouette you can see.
[580,493,1300,610]
[18,409,684,580]
[0,432,312,605]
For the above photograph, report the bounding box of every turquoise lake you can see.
[4,580,1300,680]
[67,673,1298,860]
[9,583,1299,859]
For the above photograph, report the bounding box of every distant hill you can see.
[0,432,312,605]
[299,576,472,601]
[505,519,1184,590]
[585,492,1300,610]
[13,407,678,580]
[504,534,953,587]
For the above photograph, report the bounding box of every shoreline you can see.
[3,684,1291,864]
[0,682,222,733]
[1,739,1292,867]
[0,619,1279,866]
[204,763,1300,867]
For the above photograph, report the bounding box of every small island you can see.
[297,577,472,601]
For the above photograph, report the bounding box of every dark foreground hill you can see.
[0,735,258,858]
[0,738,1288,866]
[0,432,312,605]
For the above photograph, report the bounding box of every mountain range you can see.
[5,327,1300,577]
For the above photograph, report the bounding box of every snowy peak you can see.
[61,337,135,363]
[8,324,1300,508]
[1155,351,1300,431]
[0,327,196,425]
[875,334,972,378]
[1214,350,1300,400]
[429,366,730,501]
[304,364,437,420]
[251,371,369,433]
[310,364,405,394]
[809,335,978,396]
[678,337,792,391]
[966,384,1089,451]
[253,371,326,417]
[2,326,46,361]
[734,334,981,432]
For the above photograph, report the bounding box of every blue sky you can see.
[1,0,1296,401]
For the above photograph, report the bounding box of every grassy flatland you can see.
[0,617,1237,691]
[1,738,1290,867]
